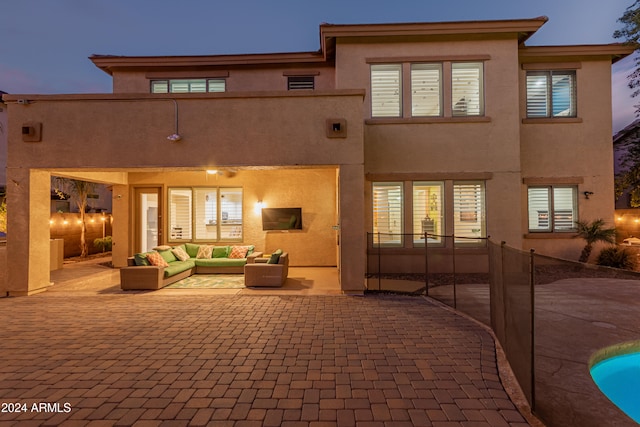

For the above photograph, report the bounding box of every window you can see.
[151,79,226,93]
[288,76,314,90]
[168,188,193,240]
[371,64,402,117]
[370,61,484,118]
[372,180,486,248]
[526,71,576,118]
[452,63,484,116]
[411,64,442,117]
[168,187,243,242]
[372,182,403,246]
[413,182,444,245]
[527,186,577,232]
[453,182,486,244]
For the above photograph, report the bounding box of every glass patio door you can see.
[135,187,162,253]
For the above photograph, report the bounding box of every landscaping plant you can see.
[596,246,636,270]
[574,218,617,263]
[53,178,96,257]
[93,236,112,252]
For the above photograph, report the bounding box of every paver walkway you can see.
[0,291,530,426]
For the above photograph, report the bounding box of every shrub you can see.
[596,246,636,270]
[93,236,112,252]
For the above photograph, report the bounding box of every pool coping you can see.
[589,339,640,368]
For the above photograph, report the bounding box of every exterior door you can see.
[135,187,162,253]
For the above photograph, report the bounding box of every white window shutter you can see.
[371,64,402,117]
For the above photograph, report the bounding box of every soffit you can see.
[519,44,636,64]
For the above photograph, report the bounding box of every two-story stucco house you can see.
[2,17,633,296]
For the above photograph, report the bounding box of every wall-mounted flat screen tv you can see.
[262,207,302,230]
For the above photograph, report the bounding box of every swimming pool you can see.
[590,341,640,424]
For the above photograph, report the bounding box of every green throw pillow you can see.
[212,246,230,258]
[159,249,177,263]
[134,252,152,266]
[267,249,283,264]
[185,243,200,258]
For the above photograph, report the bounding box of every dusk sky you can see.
[0,0,637,132]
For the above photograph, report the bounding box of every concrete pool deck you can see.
[533,278,640,427]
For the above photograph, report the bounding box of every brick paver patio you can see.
[0,292,530,426]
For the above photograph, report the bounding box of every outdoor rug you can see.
[166,274,245,289]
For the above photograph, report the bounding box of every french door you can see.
[135,187,162,253]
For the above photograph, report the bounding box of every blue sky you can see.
[0,0,637,131]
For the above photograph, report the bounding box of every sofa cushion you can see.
[185,243,200,258]
[134,252,153,266]
[163,260,196,278]
[146,251,169,267]
[229,245,251,259]
[194,258,247,268]
[267,249,283,264]
[197,245,214,259]
[212,245,230,258]
[172,246,190,261]
[159,249,178,264]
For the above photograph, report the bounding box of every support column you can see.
[338,164,366,294]
[7,169,51,296]
[111,184,130,268]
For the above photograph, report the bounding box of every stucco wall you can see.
[0,102,7,188]
[112,65,336,94]
[520,60,616,259]
[6,92,363,170]
[335,37,524,254]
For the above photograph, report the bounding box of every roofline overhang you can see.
[320,16,549,54]
[91,17,550,76]
[519,43,637,64]
[90,51,327,76]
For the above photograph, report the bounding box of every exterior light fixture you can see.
[583,191,594,199]
[254,200,266,215]
[166,99,181,142]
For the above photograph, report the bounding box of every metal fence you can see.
[366,232,490,322]
[488,241,534,407]
[367,234,640,426]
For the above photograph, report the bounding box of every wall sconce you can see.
[583,191,594,199]
[254,200,266,215]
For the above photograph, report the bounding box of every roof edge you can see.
[519,43,636,63]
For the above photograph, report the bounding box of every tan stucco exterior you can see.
[1,18,633,295]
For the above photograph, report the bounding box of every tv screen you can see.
[262,207,302,230]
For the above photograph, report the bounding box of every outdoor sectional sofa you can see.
[120,243,262,290]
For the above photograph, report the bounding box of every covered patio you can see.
[3,90,366,296]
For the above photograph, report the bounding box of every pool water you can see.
[590,351,640,423]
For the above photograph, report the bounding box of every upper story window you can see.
[371,64,402,117]
[411,64,442,117]
[151,79,226,94]
[526,70,576,118]
[370,61,484,119]
[451,63,484,116]
[288,76,315,90]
